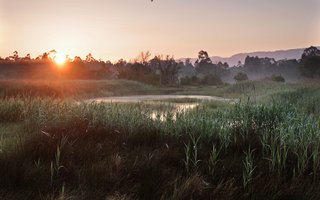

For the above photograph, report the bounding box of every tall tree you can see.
[85,53,96,63]
[150,55,179,86]
[195,50,214,74]
[300,46,320,78]
[135,51,151,65]
[195,50,212,65]
[13,51,19,61]
[301,46,320,61]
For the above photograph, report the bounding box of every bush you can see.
[234,72,248,82]
[199,74,223,85]
[271,75,285,82]
[180,76,199,86]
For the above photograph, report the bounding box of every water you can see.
[87,95,233,121]
[149,103,199,121]
[88,95,232,103]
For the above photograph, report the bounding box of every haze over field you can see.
[1,0,320,61]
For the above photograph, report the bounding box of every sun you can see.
[54,53,66,65]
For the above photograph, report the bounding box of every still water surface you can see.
[88,95,233,121]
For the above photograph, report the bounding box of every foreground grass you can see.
[0,89,320,199]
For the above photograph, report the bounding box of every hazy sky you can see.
[1,0,319,61]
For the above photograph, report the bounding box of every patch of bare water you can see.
[89,95,232,103]
[87,95,234,121]
[150,103,199,121]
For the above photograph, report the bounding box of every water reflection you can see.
[150,103,199,121]
[89,95,232,103]
[87,95,234,121]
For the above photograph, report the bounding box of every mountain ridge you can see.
[180,46,320,66]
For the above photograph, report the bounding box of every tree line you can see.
[0,46,319,85]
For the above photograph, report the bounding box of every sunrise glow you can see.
[1,0,319,60]
[53,53,66,66]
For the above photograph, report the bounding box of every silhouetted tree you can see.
[13,51,19,61]
[115,59,127,68]
[135,51,151,65]
[185,58,191,65]
[20,53,31,62]
[178,58,196,78]
[301,46,320,61]
[244,56,261,73]
[244,56,278,76]
[195,50,215,74]
[194,50,229,78]
[150,55,179,86]
[85,53,96,62]
[25,54,31,60]
[300,46,320,78]
[73,56,83,63]
[195,50,212,65]
[41,52,49,60]
[5,51,19,61]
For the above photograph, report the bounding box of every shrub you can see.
[234,72,248,82]
[199,74,223,85]
[271,75,285,82]
[180,76,199,86]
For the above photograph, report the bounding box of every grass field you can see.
[0,79,159,99]
[1,79,320,199]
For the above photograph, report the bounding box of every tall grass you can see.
[0,92,320,199]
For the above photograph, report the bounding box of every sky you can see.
[0,0,319,61]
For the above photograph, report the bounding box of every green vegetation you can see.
[271,75,285,83]
[2,46,320,87]
[1,80,320,199]
[234,72,248,82]
[0,79,159,99]
[174,80,296,100]
[0,79,299,100]
[300,46,320,78]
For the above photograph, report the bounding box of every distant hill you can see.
[180,46,320,66]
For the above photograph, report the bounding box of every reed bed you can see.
[0,90,320,199]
